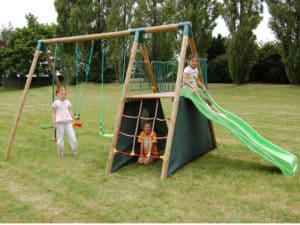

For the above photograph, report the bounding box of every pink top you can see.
[52,99,73,123]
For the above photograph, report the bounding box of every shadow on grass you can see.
[111,152,282,179]
[204,153,282,176]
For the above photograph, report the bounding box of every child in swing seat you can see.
[52,87,79,157]
[183,54,219,113]
[137,120,158,165]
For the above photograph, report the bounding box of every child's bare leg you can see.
[210,104,219,113]
[197,89,220,113]
[73,149,78,157]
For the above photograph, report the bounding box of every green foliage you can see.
[208,54,231,83]
[0,23,14,45]
[227,26,258,83]
[0,14,55,78]
[222,0,263,83]
[55,0,93,37]
[206,36,231,83]
[249,42,289,83]
[164,0,221,58]
[105,1,135,81]
[207,34,227,61]
[266,0,300,84]
[54,0,131,82]
[131,0,173,60]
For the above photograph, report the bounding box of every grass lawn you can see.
[0,83,299,222]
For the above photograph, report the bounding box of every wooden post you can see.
[44,51,61,88]
[140,43,158,93]
[4,50,41,160]
[106,33,140,174]
[160,28,190,180]
[189,38,218,149]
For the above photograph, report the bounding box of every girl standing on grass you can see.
[52,87,79,157]
[182,54,219,113]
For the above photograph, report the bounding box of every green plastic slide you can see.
[181,87,298,176]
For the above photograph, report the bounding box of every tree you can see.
[164,0,221,58]
[105,0,135,81]
[206,34,227,61]
[222,0,263,83]
[0,14,55,78]
[0,23,14,80]
[55,0,114,83]
[55,0,91,37]
[206,35,230,83]
[266,0,300,84]
[131,0,172,60]
[249,42,288,83]
[0,23,14,46]
[208,54,232,83]
[184,0,221,57]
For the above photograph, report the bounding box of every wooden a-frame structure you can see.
[4,22,217,180]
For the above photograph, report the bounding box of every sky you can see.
[0,0,276,44]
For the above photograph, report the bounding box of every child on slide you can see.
[182,54,219,113]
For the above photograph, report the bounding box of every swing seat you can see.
[72,122,82,127]
[102,133,113,138]
[40,124,53,129]
[40,122,82,128]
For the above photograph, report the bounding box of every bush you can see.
[249,43,289,84]
[207,54,232,83]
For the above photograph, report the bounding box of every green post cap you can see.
[177,22,191,29]
[178,22,193,37]
[134,30,145,43]
[36,40,46,52]
[129,28,145,43]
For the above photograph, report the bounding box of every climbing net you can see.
[114,98,170,159]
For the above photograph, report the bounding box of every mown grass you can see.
[0,83,299,223]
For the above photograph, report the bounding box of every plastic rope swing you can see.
[39,42,86,135]
[73,40,95,127]
[121,39,128,94]
[98,39,128,138]
[99,40,113,138]
[40,43,61,141]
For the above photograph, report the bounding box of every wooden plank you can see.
[42,30,131,45]
[189,38,204,84]
[140,43,158,93]
[144,23,183,34]
[126,92,175,100]
[44,51,61,88]
[160,32,189,180]
[106,37,139,174]
[4,50,41,160]
[41,23,188,45]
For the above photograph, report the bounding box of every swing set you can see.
[39,37,122,140]
[4,22,218,181]
[39,40,95,140]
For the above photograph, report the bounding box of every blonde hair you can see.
[188,54,199,61]
[55,87,66,95]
